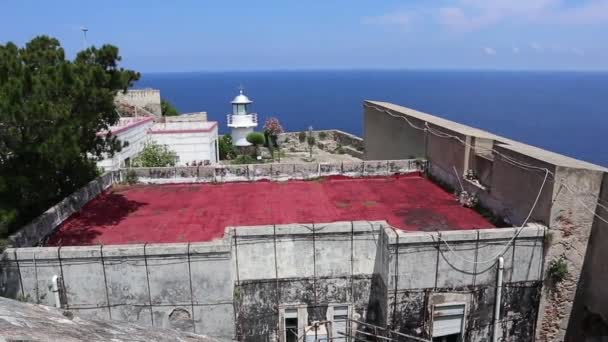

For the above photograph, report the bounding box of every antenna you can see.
[238,84,244,94]
[80,26,88,48]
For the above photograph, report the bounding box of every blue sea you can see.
[136,70,608,166]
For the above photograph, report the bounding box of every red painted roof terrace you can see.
[46,174,495,246]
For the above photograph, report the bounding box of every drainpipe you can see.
[51,275,61,309]
[493,257,504,342]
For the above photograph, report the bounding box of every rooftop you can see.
[46,174,494,246]
[96,116,154,137]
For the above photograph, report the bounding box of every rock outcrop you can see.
[0,296,223,342]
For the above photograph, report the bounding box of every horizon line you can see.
[138,67,608,74]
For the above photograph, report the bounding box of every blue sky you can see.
[1,0,607,72]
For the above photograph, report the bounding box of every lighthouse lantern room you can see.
[227,89,258,146]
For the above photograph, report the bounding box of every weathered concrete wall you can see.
[362,100,608,341]
[122,159,425,184]
[0,241,235,339]
[386,226,545,341]
[567,172,608,341]
[1,222,546,341]
[7,172,116,248]
[231,221,385,341]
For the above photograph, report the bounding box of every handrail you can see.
[347,319,431,342]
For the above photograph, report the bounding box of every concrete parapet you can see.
[8,172,116,248]
[123,159,424,184]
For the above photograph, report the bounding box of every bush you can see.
[132,142,178,167]
[246,132,265,146]
[219,134,237,160]
[318,131,327,139]
[298,131,307,143]
[232,155,257,165]
[548,256,568,283]
[161,99,179,116]
[125,170,138,185]
[307,135,316,147]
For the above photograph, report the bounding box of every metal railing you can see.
[227,113,258,126]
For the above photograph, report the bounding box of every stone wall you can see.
[7,172,116,248]
[362,100,608,341]
[279,130,364,159]
[2,222,545,341]
[115,89,162,116]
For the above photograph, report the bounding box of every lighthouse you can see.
[227,89,258,146]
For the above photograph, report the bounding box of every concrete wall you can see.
[0,240,235,339]
[98,118,154,171]
[387,225,545,341]
[362,100,608,341]
[232,221,386,341]
[1,222,546,342]
[6,172,116,248]
[149,127,219,165]
[568,172,608,340]
[122,159,425,184]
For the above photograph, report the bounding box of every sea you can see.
[136,70,608,167]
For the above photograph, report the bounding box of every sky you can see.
[1,0,607,72]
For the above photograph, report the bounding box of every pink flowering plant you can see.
[263,117,284,136]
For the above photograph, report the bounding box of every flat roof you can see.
[46,174,495,246]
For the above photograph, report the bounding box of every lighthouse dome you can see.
[231,90,253,104]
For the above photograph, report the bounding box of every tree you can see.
[161,99,179,116]
[246,132,265,157]
[131,142,178,167]
[0,36,139,240]
[307,135,316,160]
[218,134,237,160]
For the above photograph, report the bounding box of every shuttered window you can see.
[432,304,465,338]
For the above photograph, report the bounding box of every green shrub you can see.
[246,132,265,146]
[232,155,257,165]
[318,131,327,139]
[307,136,316,147]
[125,169,138,185]
[219,134,237,160]
[298,131,307,143]
[548,256,568,283]
[132,142,178,167]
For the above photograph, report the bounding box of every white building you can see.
[149,117,219,165]
[96,117,155,170]
[227,89,258,146]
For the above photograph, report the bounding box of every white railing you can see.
[227,113,258,127]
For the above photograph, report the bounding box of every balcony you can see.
[227,113,258,128]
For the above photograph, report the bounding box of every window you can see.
[285,309,298,342]
[332,306,349,342]
[432,304,465,342]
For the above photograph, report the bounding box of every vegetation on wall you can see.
[161,99,179,116]
[131,142,178,167]
[231,155,257,165]
[548,256,569,284]
[0,36,139,241]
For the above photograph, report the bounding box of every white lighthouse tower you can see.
[227,89,258,146]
